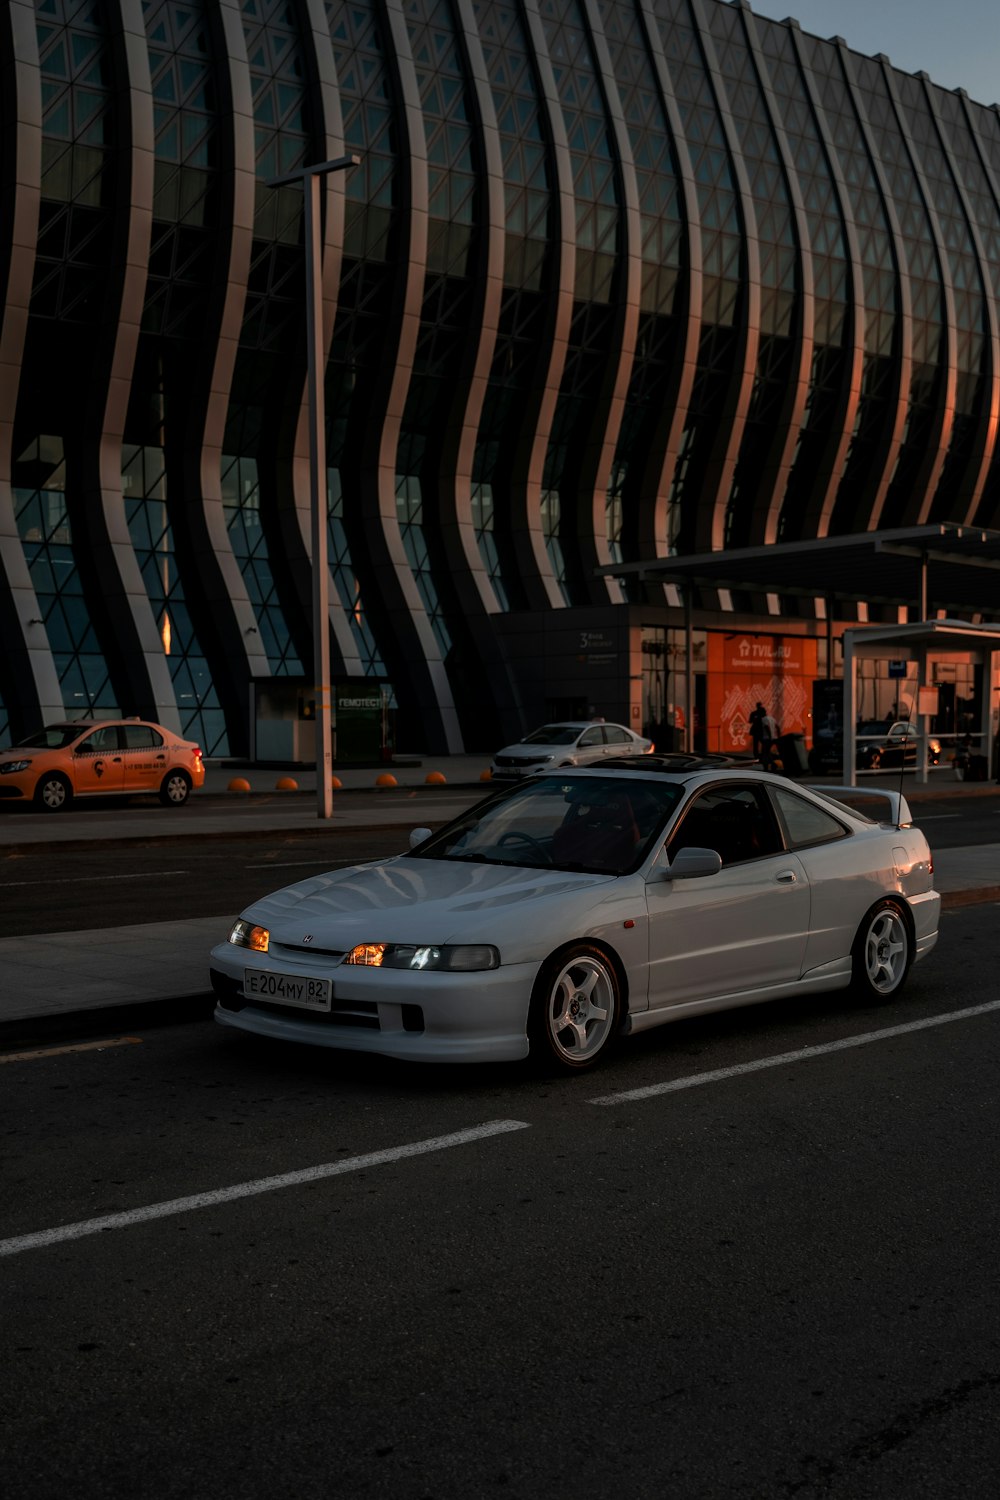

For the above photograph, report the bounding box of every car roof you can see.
[47,719,124,731]
[533,720,607,730]
[533,756,747,783]
[40,718,175,735]
[530,763,881,817]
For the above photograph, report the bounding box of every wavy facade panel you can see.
[1,0,999,753]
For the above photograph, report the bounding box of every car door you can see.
[72,727,124,796]
[121,723,167,794]
[765,781,861,975]
[644,782,810,1009]
[602,725,631,755]
[575,726,606,764]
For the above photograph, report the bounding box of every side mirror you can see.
[663,846,722,880]
[409,827,433,849]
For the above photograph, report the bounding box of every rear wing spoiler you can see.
[806,785,913,829]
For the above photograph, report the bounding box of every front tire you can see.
[34,773,72,812]
[529,943,622,1072]
[852,899,912,1000]
[160,770,192,806]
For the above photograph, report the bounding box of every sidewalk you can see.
[1,760,997,1039]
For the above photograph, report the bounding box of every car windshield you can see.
[14,725,86,750]
[856,722,889,737]
[520,725,583,746]
[409,774,683,875]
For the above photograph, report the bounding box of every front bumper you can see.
[210,943,537,1063]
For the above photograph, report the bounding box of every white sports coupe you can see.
[210,760,940,1072]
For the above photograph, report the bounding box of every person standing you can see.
[749,702,766,761]
[760,708,779,771]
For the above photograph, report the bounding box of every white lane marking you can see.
[916,813,961,820]
[1,1037,142,1064]
[589,1000,1000,1107]
[0,872,187,888]
[0,1120,530,1259]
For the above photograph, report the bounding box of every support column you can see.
[841,631,857,787]
[684,585,694,754]
[916,642,930,785]
[980,647,995,781]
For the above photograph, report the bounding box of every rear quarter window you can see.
[770,784,848,848]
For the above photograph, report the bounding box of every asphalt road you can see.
[1,787,998,939]
[2,900,999,1498]
[0,824,415,937]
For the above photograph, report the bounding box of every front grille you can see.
[494,755,536,769]
[242,996,380,1029]
[271,939,346,960]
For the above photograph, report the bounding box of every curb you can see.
[941,886,1000,909]
[0,819,432,858]
[0,993,217,1050]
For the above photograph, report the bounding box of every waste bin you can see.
[777,732,809,778]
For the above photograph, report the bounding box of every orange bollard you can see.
[228,777,251,793]
[425,771,446,785]
[375,772,398,788]
[480,768,492,781]
[275,776,298,791]
[330,775,343,790]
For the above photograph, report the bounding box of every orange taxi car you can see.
[0,718,205,811]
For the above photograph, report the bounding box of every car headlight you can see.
[0,760,31,774]
[343,943,499,971]
[228,919,269,952]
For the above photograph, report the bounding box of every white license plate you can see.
[243,969,332,1011]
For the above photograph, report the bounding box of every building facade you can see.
[2,0,999,758]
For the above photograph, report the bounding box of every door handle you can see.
[775,870,797,884]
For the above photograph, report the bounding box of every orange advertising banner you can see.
[706,633,818,754]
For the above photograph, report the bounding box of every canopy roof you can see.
[841,618,1000,656]
[602,524,1000,615]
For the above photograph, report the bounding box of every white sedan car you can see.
[210,761,940,1073]
[490,720,653,780]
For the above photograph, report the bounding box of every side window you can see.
[770,785,847,848]
[666,784,783,866]
[123,725,161,750]
[78,727,120,754]
[578,728,603,747]
[604,725,629,744]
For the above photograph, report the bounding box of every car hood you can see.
[242,856,614,946]
[0,748,55,764]
[493,741,567,757]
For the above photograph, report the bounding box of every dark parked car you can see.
[808,719,941,774]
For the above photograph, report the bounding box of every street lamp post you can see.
[266,154,360,818]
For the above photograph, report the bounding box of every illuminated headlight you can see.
[0,760,30,774]
[343,943,499,971]
[228,919,269,953]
